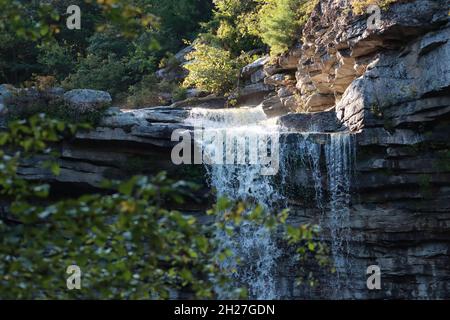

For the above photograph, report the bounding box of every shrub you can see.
[126,75,171,108]
[183,42,254,95]
[5,88,106,126]
[62,54,132,98]
[0,115,329,299]
[62,31,158,102]
[0,31,41,84]
[24,74,57,92]
[259,0,318,56]
[37,40,76,81]
[172,86,188,102]
[205,0,263,55]
[159,52,180,70]
[126,76,188,108]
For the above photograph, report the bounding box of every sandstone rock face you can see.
[305,93,335,111]
[256,0,450,114]
[337,23,450,132]
[273,0,450,299]
[239,54,300,114]
[278,109,341,132]
[260,94,290,117]
[15,106,192,189]
[64,89,112,111]
[193,0,449,299]
[242,56,270,80]
[236,83,274,106]
[238,56,277,107]
[278,45,302,70]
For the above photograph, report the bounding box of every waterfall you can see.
[325,133,355,297]
[186,106,284,299]
[186,106,282,207]
[184,106,355,299]
[279,133,355,297]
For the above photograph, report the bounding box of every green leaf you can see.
[39,25,49,36]
[118,176,138,196]
[50,163,61,176]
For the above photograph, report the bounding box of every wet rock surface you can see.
[278,109,341,132]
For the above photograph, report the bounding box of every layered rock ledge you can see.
[1,0,449,299]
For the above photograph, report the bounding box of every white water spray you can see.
[186,106,283,299]
[325,133,354,297]
[184,106,355,299]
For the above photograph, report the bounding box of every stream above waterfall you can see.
[185,106,356,299]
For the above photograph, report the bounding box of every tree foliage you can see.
[0,115,329,299]
[0,115,233,298]
[179,0,264,96]
[183,42,255,95]
[181,0,320,95]
[0,0,211,102]
[203,0,264,55]
[0,0,322,100]
[37,40,76,81]
[259,0,318,56]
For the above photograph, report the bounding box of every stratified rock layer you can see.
[275,0,450,299]
[2,0,449,299]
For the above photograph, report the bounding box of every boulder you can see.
[155,45,194,82]
[278,109,341,132]
[63,89,112,112]
[241,56,270,79]
[260,94,290,118]
[0,84,15,114]
[336,24,450,131]
[236,83,274,106]
[170,95,226,109]
[305,93,335,111]
[250,69,266,84]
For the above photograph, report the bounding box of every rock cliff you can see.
[3,0,449,299]
[276,0,450,299]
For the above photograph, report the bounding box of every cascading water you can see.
[185,105,355,299]
[279,132,355,297]
[325,134,354,297]
[186,106,284,299]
